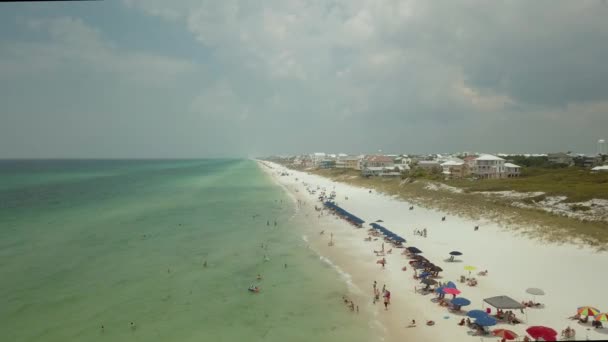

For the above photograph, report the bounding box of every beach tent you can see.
[484,295,527,322]
[483,296,525,310]
[407,246,422,254]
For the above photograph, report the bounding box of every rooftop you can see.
[476,154,505,161]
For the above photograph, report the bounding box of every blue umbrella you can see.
[446,281,457,289]
[474,316,497,327]
[419,272,431,278]
[467,310,489,319]
[449,251,463,256]
[451,297,471,307]
[435,286,445,293]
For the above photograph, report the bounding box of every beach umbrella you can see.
[431,265,443,272]
[577,306,600,317]
[449,251,463,256]
[526,287,545,303]
[446,281,457,289]
[407,246,422,254]
[595,313,608,322]
[451,297,471,307]
[376,219,383,222]
[443,288,461,296]
[435,286,445,294]
[467,310,489,319]
[526,288,545,296]
[475,316,497,327]
[526,326,557,341]
[464,265,476,275]
[412,262,427,269]
[492,329,518,340]
[421,278,437,286]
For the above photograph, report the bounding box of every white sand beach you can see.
[259,160,608,342]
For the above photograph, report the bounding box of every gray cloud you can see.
[1,1,607,157]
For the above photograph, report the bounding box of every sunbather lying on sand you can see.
[477,270,488,276]
[407,320,416,327]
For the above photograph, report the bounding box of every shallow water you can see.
[0,159,372,342]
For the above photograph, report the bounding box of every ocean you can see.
[0,159,373,342]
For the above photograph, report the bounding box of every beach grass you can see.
[304,167,608,249]
[445,167,608,203]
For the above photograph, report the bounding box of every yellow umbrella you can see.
[464,265,476,275]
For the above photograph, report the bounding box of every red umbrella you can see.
[443,288,461,295]
[492,329,518,340]
[526,326,557,341]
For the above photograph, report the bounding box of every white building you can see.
[474,154,506,179]
[310,152,326,167]
[504,163,522,178]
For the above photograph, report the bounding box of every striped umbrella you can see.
[577,306,600,317]
[595,313,608,322]
[492,329,518,340]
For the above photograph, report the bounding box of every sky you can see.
[1,0,607,158]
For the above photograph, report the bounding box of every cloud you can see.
[0,16,198,88]
[3,1,608,157]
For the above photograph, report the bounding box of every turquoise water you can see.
[0,160,372,342]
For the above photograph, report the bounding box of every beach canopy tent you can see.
[324,201,365,226]
[407,246,422,254]
[483,296,525,310]
[369,223,406,243]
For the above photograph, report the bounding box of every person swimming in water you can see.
[257,274,262,280]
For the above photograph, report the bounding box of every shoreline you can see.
[257,160,608,342]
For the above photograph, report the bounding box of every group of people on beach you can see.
[372,281,391,310]
[413,228,427,237]
[342,295,359,313]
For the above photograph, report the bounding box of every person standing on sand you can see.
[373,281,377,291]
[383,294,389,310]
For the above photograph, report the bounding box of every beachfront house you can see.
[547,152,574,166]
[361,166,401,177]
[504,163,522,177]
[441,160,468,179]
[363,155,395,168]
[573,155,602,168]
[473,154,506,179]
[463,155,478,169]
[310,153,327,167]
[336,155,361,169]
[319,160,336,169]
[417,160,441,172]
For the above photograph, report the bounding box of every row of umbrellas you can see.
[369,222,406,243]
[323,201,365,226]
